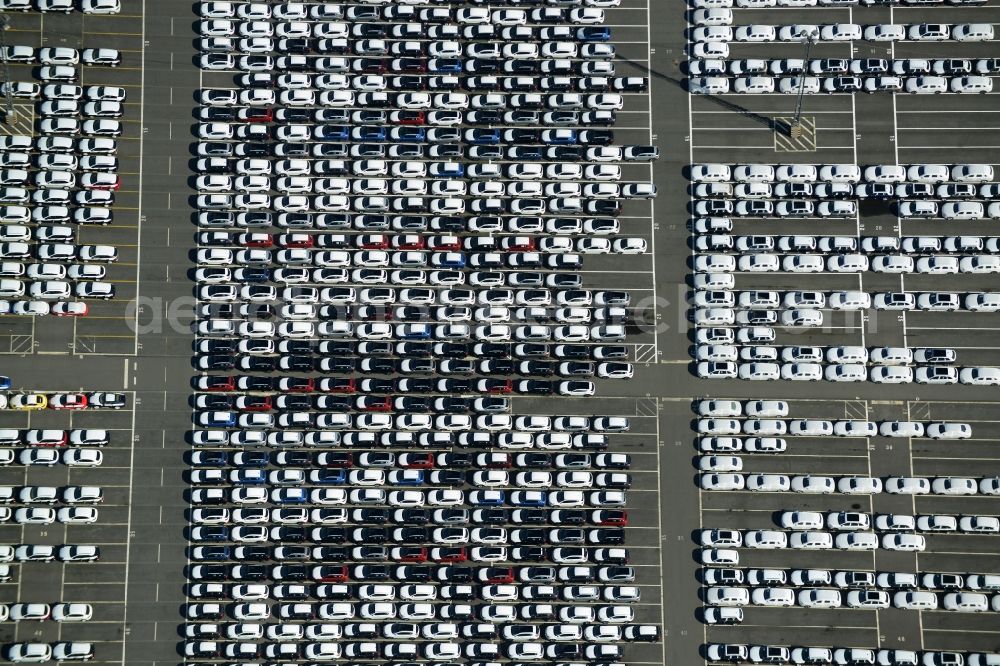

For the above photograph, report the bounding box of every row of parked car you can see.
[691,57,1000,78]
[705,643,999,666]
[0,44,124,318]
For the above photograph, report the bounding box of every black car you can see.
[275,451,310,467]
[275,395,310,411]
[591,528,626,544]
[580,129,613,145]
[274,545,311,560]
[436,453,473,468]
[519,360,555,376]
[314,395,352,411]
[233,451,268,467]
[548,145,584,160]
[199,107,235,122]
[517,379,555,395]
[353,527,389,544]
[553,509,587,524]
[198,141,233,157]
[240,356,276,372]
[231,564,268,579]
[230,545,268,561]
[437,379,471,393]
[309,548,347,565]
[433,397,470,413]
[394,508,430,525]
[271,527,308,543]
[310,526,348,544]
[275,108,311,123]
[517,453,552,468]
[194,394,232,410]
[512,528,546,545]
[400,358,435,374]
[198,355,234,371]
[353,508,390,524]
[395,396,432,412]
[507,60,540,74]
[514,509,549,525]
[359,357,395,374]
[279,355,312,372]
[314,451,352,467]
[235,142,269,157]
[272,564,309,581]
[515,343,551,358]
[393,527,429,543]
[514,546,545,561]
[436,566,474,583]
[472,397,507,413]
[430,215,465,232]
[358,378,394,393]
[472,509,509,525]
[189,564,228,581]
[429,470,464,485]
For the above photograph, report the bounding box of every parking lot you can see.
[0,387,134,664]
[182,0,665,661]
[0,6,144,357]
[690,396,1000,663]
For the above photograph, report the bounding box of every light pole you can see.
[790,29,819,138]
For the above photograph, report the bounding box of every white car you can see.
[734,25,777,42]
[689,77,730,94]
[780,511,823,530]
[960,367,1000,386]
[951,76,993,94]
[893,591,938,610]
[837,477,883,494]
[752,587,795,606]
[700,473,746,491]
[905,76,948,94]
[789,532,833,550]
[746,474,789,492]
[882,533,925,551]
[863,24,905,41]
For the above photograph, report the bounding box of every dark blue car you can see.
[391,127,425,142]
[429,58,462,73]
[316,125,349,141]
[352,126,387,141]
[310,469,347,484]
[466,128,501,144]
[578,27,611,41]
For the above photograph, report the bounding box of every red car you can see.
[196,376,234,392]
[239,107,272,123]
[593,510,628,526]
[51,302,88,316]
[482,378,513,394]
[430,546,467,563]
[395,110,426,125]
[87,174,120,190]
[392,546,428,563]
[356,395,392,412]
[398,453,434,469]
[501,236,535,252]
[50,393,87,410]
[312,565,348,582]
